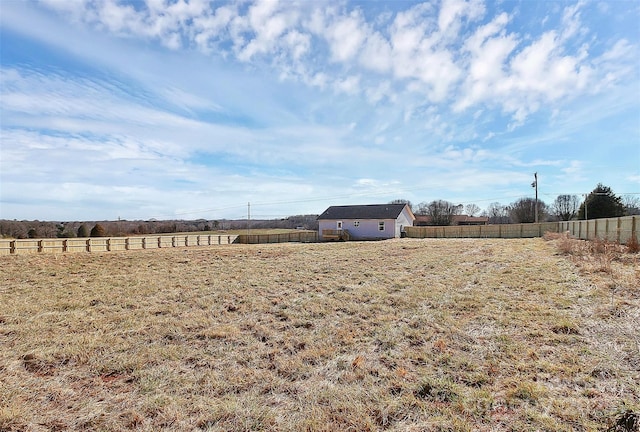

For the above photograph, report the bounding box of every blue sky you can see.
[1,0,639,221]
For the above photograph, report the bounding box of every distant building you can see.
[317,204,415,241]
[413,215,489,226]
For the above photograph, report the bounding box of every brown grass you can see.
[1,238,638,431]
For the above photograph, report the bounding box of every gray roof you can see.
[317,204,410,220]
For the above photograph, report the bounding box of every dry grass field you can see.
[1,236,638,431]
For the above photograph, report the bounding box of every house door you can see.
[337,221,342,230]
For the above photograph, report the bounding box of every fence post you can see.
[86,239,91,252]
[125,238,130,250]
[142,237,146,249]
[63,239,68,253]
[10,240,16,254]
[106,238,111,252]
[633,216,637,244]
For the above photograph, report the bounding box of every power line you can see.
[133,187,640,221]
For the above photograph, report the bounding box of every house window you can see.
[353,221,360,227]
[378,221,385,231]
[337,221,342,229]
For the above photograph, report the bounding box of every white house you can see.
[317,204,415,241]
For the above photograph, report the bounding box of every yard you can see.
[0,237,638,431]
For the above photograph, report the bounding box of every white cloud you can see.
[235,0,298,61]
[334,75,360,94]
[2,0,639,219]
[455,12,515,110]
[324,9,369,63]
[192,5,237,53]
[438,0,485,38]
[283,30,311,60]
[560,0,586,41]
[359,31,393,73]
[159,86,223,113]
[33,0,635,123]
[365,80,393,104]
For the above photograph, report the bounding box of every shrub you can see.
[626,236,639,254]
[90,224,107,237]
[542,231,564,241]
[59,230,77,238]
[77,224,89,237]
[545,231,576,255]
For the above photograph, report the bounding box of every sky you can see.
[1,0,639,222]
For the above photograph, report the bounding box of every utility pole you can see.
[532,172,539,223]
[247,202,251,237]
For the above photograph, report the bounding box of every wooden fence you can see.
[3,216,636,255]
[237,231,318,244]
[405,216,639,245]
[559,215,638,244]
[0,234,238,256]
[405,222,560,239]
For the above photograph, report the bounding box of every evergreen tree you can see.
[578,184,624,219]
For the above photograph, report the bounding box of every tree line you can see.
[0,215,319,240]
[392,184,639,226]
[2,184,637,238]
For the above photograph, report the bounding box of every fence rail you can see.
[559,215,638,244]
[0,234,239,256]
[405,222,560,239]
[405,216,639,244]
[3,216,637,255]
[236,231,318,244]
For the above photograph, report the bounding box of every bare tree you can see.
[485,202,510,224]
[465,204,481,217]
[414,202,429,216]
[423,200,463,226]
[622,195,640,216]
[510,198,548,223]
[551,194,580,221]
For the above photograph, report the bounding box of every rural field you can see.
[0,236,638,431]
